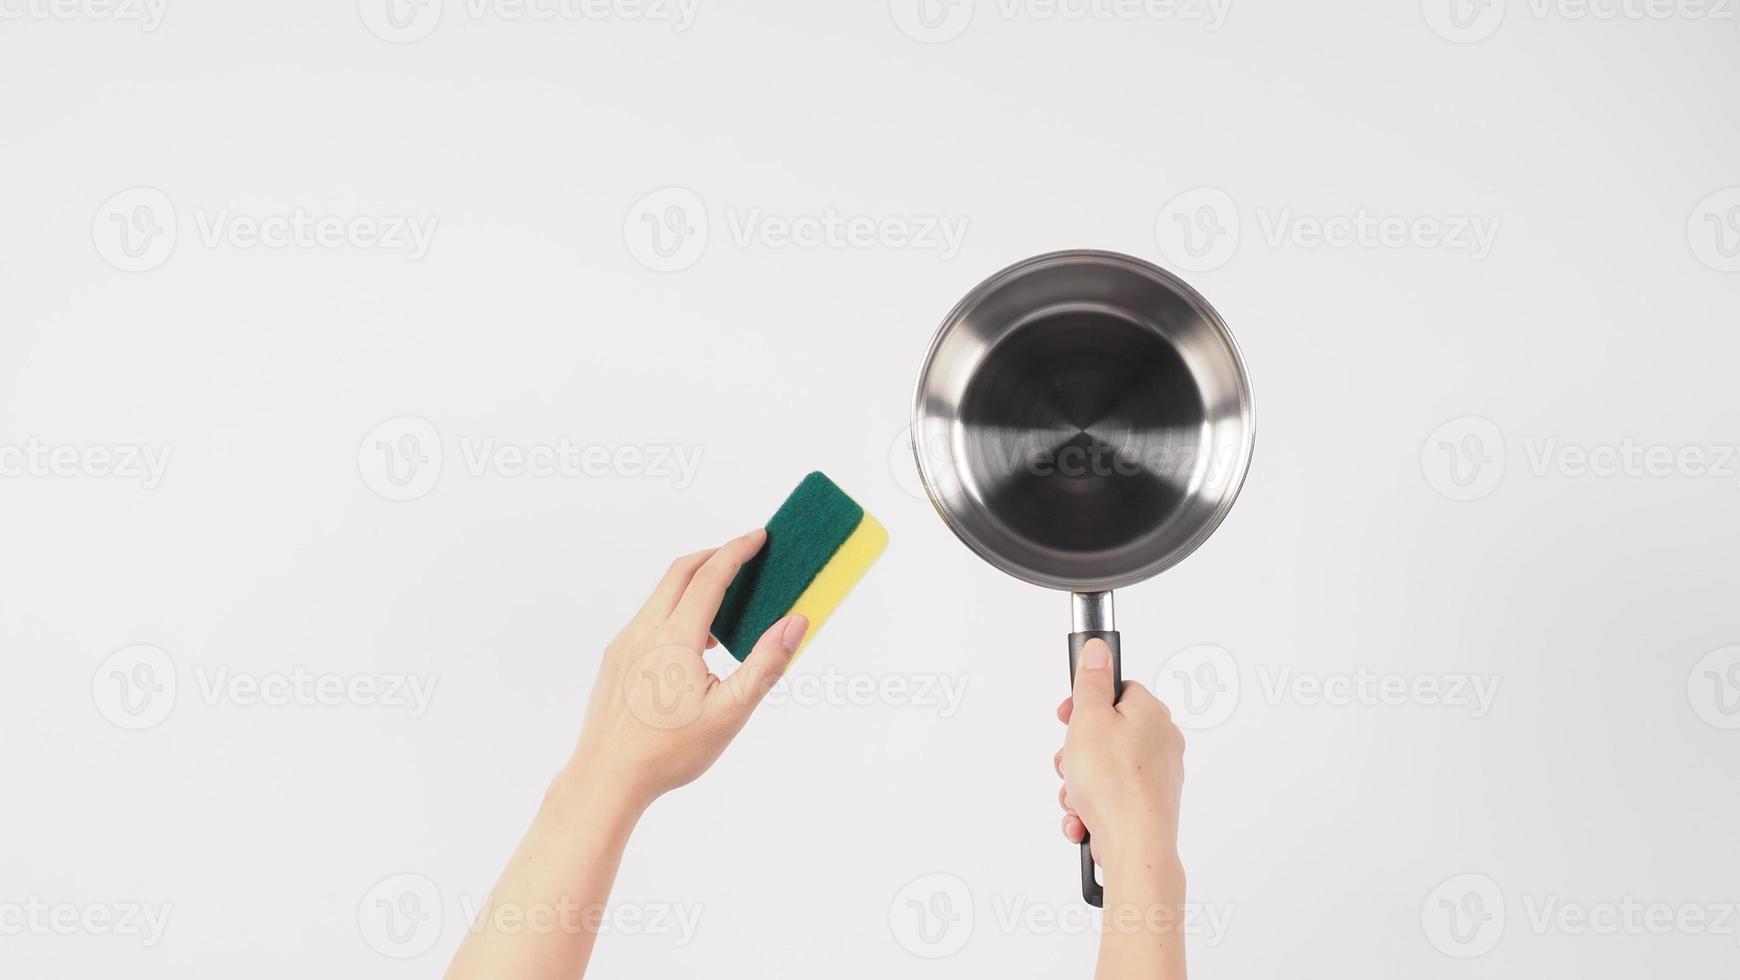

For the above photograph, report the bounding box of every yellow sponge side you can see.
[786,511,888,659]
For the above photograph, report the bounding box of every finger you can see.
[705,634,718,650]
[667,529,766,645]
[1057,784,1077,815]
[1117,679,1161,707]
[1118,679,1157,702]
[637,549,716,622]
[1053,748,1065,779]
[1114,680,1170,720]
[1056,697,1073,724]
[708,613,808,730]
[1070,639,1117,716]
[1062,814,1086,844]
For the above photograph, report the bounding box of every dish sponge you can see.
[710,471,887,661]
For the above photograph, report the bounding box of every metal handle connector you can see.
[1070,591,1116,633]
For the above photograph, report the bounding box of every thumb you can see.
[710,614,808,728]
[1071,638,1117,715]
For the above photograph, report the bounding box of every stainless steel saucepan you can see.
[911,249,1255,906]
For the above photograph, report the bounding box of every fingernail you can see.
[780,615,810,653]
[1081,641,1109,670]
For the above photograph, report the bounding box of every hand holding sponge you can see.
[709,472,887,662]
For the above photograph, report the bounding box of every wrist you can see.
[1106,845,1185,884]
[1088,796,1178,866]
[1096,822,1182,883]
[547,761,652,833]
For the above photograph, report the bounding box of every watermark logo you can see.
[91,644,177,731]
[359,873,444,958]
[358,0,444,42]
[92,187,177,273]
[889,422,937,502]
[889,872,975,958]
[0,0,168,29]
[358,0,441,40]
[1687,645,1740,731]
[1423,873,1506,957]
[1154,187,1240,272]
[1153,644,1240,729]
[1688,188,1740,273]
[1421,0,1506,42]
[623,187,970,271]
[623,186,709,272]
[1421,415,1506,501]
[622,645,708,731]
[889,0,974,41]
[0,898,173,947]
[358,415,444,502]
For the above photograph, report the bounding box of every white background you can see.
[4,0,1739,976]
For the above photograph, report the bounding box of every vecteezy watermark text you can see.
[892,421,1248,504]
[190,666,439,718]
[887,871,1233,959]
[1423,872,1740,958]
[356,872,701,959]
[0,0,168,29]
[456,438,703,486]
[357,416,704,502]
[746,668,968,717]
[457,894,702,945]
[1153,645,1501,729]
[1422,415,1740,502]
[623,186,969,272]
[358,0,702,43]
[92,187,438,272]
[889,0,1231,43]
[0,439,172,489]
[0,898,173,947]
[1423,0,1740,44]
[1154,187,1501,272]
[92,644,439,731]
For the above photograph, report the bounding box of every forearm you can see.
[445,532,796,979]
[1094,847,1188,980]
[445,767,646,980]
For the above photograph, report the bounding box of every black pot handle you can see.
[1066,629,1121,908]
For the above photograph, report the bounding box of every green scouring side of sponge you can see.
[710,472,866,661]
